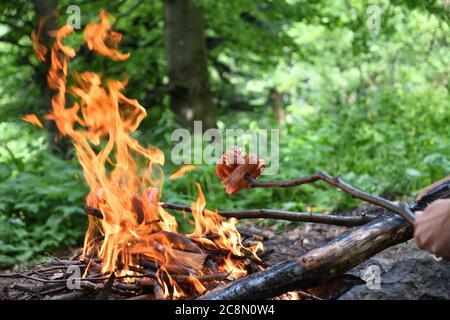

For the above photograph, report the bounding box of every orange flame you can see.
[84,10,130,61]
[22,114,44,128]
[32,11,261,298]
[169,165,196,180]
[31,19,47,62]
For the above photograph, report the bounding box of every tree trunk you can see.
[164,0,216,129]
[269,88,286,125]
[32,0,57,117]
[198,214,412,300]
[32,0,70,155]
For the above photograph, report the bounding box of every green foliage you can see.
[0,123,87,268]
[0,1,449,268]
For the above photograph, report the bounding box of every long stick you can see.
[246,173,415,224]
[84,203,374,227]
[161,203,375,227]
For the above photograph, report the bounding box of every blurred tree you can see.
[164,0,215,129]
[269,88,286,125]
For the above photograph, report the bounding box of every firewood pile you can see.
[0,227,267,300]
[2,177,449,300]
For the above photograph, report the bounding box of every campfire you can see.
[9,10,449,301]
[23,11,263,300]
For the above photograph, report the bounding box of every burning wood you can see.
[24,11,262,299]
[5,171,449,300]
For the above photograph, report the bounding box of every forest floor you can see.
[1,206,449,300]
[248,205,450,300]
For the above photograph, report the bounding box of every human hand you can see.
[414,199,450,260]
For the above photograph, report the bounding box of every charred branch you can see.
[160,203,375,227]
[85,203,373,227]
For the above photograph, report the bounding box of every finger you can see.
[414,232,425,249]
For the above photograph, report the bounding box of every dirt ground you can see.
[240,205,450,300]
[1,205,449,300]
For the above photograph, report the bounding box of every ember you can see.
[28,10,262,299]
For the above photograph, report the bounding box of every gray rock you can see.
[339,240,450,300]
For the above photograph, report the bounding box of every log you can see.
[410,180,450,211]
[198,213,412,300]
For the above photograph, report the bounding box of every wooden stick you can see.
[84,205,103,219]
[245,173,416,224]
[85,203,375,227]
[11,282,42,294]
[297,290,323,300]
[160,203,375,227]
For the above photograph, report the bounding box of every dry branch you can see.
[198,213,412,300]
[85,203,373,227]
[159,203,375,227]
[245,172,416,224]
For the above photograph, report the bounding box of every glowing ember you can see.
[28,10,261,299]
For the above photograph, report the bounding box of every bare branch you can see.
[160,203,375,227]
[246,172,415,224]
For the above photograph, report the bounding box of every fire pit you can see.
[16,11,263,300]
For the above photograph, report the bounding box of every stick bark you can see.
[160,203,376,227]
[85,203,374,227]
[246,172,416,223]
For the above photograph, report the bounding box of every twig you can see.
[245,172,415,224]
[48,259,85,266]
[96,272,115,299]
[0,293,11,300]
[297,290,323,300]
[220,209,376,227]
[258,248,275,259]
[41,285,67,296]
[10,270,228,284]
[11,282,42,294]
[160,203,375,227]
[85,201,376,227]
[131,267,229,282]
[44,252,68,266]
